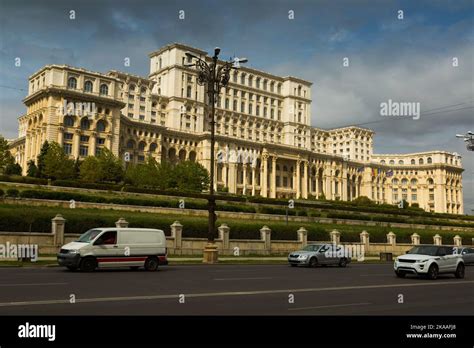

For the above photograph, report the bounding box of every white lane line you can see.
[0,280,472,307]
[214,277,273,281]
[360,274,393,277]
[0,282,67,287]
[289,302,371,311]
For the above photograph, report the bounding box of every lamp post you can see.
[185,48,247,263]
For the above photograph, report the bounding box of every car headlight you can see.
[298,255,308,260]
[416,259,429,263]
[68,249,80,254]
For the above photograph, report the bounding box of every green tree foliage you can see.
[36,141,50,178]
[79,156,101,182]
[172,161,209,192]
[97,148,124,183]
[352,196,373,206]
[5,163,22,175]
[42,142,75,180]
[0,135,15,174]
[26,160,38,177]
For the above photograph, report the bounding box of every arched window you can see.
[129,84,135,92]
[240,73,246,85]
[411,159,415,165]
[427,178,434,185]
[138,141,146,151]
[64,116,75,127]
[80,118,90,130]
[149,143,158,152]
[68,77,77,89]
[380,160,386,164]
[99,84,108,96]
[398,160,404,165]
[96,120,106,132]
[427,157,432,164]
[410,179,418,186]
[401,178,408,186]
[84,80,93,92]
[126,140,135,149]
[389,160,395,165]
[392,178,399,185]
[419,158,424,165]
[141,87,147,94]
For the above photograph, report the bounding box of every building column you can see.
[261,153,268,197]
[222,163,228,189]
[270,156,277,198]
[315,170,320,197]
[73,129,81,159]
[302,161,308,199]
[228,162,237,194]
[57,126,64,146]
[243,164,248,195]
[296,159,301,198]
[251,166,256,196]
[89,131,97,157]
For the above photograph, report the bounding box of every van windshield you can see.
[76,229,102,243]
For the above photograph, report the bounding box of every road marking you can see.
[0,280,472,307]
[360,274,393,276]
[214,277,273,281]
[289,302,371,311]
[0,282,67,287]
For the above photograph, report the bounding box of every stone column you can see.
[260,225,271,254]
[222,163,228,189]
[73,129,81,159]
[296,159,301,198]
[89,131,97,156]
[115,217,129,228]
[330,229,340,244]
[261,154,268,197]
[302,161,308,199]
[242,164,248,195]
[453,235,462,247]
[57,126,64,146]
[297,227,308,247]
[411,233,420,245]
[52,214,66,247]
[218,223,230,251]
[270,156,277,198]
[387,231,396,246]
[251,166,256,196]
[433,234,442,245]
[360,230,369,248]
[228,162,237,194]
[170,221,183,250]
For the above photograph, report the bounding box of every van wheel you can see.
[80,257,97,272]
[144,257,159,271]
[427,264,438,280]
[339,258,348,267]
[455,263,465,279]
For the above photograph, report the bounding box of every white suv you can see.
[394,245,465,280]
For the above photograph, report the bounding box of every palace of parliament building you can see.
[8,43,464,214]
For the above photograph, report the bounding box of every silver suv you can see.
[288,243,351,268]
[394,245,465,280]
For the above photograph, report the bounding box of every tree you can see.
[36,141,50,178]
[26,160,38,177]
[43,142,75,180]
[79,157,101,182]
[0,135,15,174]
[353,196,373,206]
[125,157,161,187]
[73,158,82,179]
[5,163,22,175]
[172,161,210,192]
[97,148,124,183]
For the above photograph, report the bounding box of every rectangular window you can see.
[80,135,89,142]
[97,138,105,145]
[64,133,73,140]
[79,146,88,156]
[63,143,72,155]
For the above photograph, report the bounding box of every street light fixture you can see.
[456,131,474,151]
[185,47,247,263]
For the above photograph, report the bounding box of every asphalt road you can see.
[0,263,473,315]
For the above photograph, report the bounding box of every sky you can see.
[0,0,473,212]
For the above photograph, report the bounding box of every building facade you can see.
[8,43,464,214]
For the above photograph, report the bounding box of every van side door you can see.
[93,231,120,268]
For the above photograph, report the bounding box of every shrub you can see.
[0,188,4,197]
[6,188,19,197]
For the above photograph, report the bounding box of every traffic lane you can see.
[0,276,472,315]
[0,263,472,304]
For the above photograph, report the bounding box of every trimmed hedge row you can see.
[0,204,472,245]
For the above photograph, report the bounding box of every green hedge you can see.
[0,175,48,185]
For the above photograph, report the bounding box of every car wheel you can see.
[130,266,140,271]
[395,271,406,278]
[455,263,465,279]
[66,266,78,271]
[427,264,438,280]
[339,258,348,267]
[144,256,159,271]
[309,257,318,268]
[80,257,97,272]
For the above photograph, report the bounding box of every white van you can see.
[57,228,168,272]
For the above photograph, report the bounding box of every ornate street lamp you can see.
[185,48,247,263]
